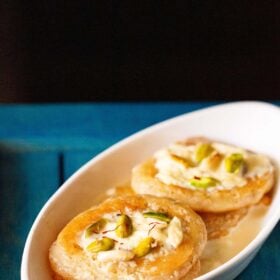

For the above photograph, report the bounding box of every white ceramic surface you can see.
[21,101,280,280]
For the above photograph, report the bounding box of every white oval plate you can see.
[21,101,280,280]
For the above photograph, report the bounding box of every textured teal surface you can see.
[0,102,279,280]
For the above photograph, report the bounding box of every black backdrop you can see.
[1,1,280,102]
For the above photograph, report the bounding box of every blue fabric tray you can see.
[0,102,279,280]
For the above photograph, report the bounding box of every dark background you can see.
[1,0,280,102]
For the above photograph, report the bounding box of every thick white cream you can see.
[78,211,183,262]
[155,142,273,192]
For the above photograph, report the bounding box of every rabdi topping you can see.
[155,141,273,191]
[79,211,184,262]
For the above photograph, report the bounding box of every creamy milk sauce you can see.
[199,204,267,276]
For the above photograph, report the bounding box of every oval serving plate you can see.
[21,101,280,280]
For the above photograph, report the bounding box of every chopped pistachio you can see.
[115,214,133,238]
[195,143,214,163]
[85,219,106,238]
[225,153,244,173]
[189,177,219,188]
[143,212,171,223]
[133,237,154,257]
[170,154,194,168]
[86,237,114,253]
[207,152,223,170]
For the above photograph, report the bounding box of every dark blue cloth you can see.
[0,102,279,279]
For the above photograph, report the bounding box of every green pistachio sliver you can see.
[85,219,107,238]
[195,143,214,163]
[189,177,219,189]
[225,153,244,173]
[115,214,133,238]
[133,237,154,257]
[86,237,114,253]
[143,212,171,223]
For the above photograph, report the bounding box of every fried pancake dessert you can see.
[132,137,274,213]
[131,137,275,239]
[49,195,207,280]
